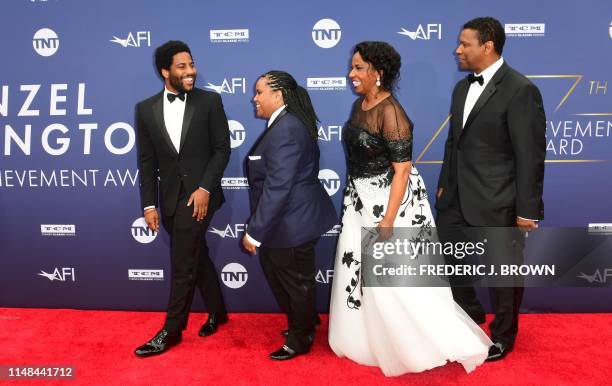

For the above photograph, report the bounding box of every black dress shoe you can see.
[199,313,228,337]
[270,345,304,360]
[134,330,181,357]
[280,329,289,337]
[485,342,511,362]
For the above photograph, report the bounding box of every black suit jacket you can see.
[247,110,337,248]
[436,62,546,226]
[136,88,230,216]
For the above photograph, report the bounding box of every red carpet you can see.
[0,308,610,385]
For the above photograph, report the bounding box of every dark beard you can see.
[170,73,196,93]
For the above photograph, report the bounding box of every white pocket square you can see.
[248,155,262,160]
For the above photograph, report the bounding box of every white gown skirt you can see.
[328,167,492,376]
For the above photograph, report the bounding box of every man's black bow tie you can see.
[167,92,185,103]
[468,74,484,86]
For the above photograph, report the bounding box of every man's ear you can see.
[161,68,170,80]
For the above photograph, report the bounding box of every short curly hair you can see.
[154,40,191,77]
[353,41,401,92]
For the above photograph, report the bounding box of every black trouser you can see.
[161,187,226,335]
[259,238,319,354]
[436,191,524,349]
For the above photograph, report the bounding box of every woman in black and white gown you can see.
[328,41,492,376]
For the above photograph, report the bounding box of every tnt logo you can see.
[318,169,341,196]
[209,223,247,239]
[110,31,151,47]
[33,28,59,56]
[228,120,246,149]
[318,125,342,141]
[38,267,75,282]
[221,263,248,289]
[131,217,157,244]
[312,19,341,48]
[205,78,246,94]
[398,24,442,40]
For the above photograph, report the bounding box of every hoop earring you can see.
[376,77,381,87]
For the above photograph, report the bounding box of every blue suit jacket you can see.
[247,110,337,248]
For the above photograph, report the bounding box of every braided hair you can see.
[262,70,319,139]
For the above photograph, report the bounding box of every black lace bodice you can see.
[344,96,413,179]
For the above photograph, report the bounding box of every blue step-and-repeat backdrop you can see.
[1,0,611,312]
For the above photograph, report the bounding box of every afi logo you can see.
[131,217,157,244]
[398,24,442,40]
[312,19,342,48]
[318,125,342,142]
[110,31,151,47]
[318,169,341,196]
[205,78,246,94]
[316,269,334,284]
[228,120,246,149]
[209,223,247,239]
[38,267,75,282]
[577,268,612,284]
[221,263,248,289]
[32,28,59,56]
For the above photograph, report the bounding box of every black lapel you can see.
[179,91,196,153]
[248,109,289,156]
[454,79,470,136]
[462,62,509,133]
[152,91,178,154]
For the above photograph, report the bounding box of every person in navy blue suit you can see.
[242,71,337,360]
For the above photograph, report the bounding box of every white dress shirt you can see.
[245,105,287,247]
[462,57,504,128]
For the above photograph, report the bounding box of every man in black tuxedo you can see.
[436,17,545,361]
[242,71,337,360]
[134,41,230,357]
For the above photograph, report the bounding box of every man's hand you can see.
[516,217,538,233]
[436,187,443,199]
[242,235,257,255]
[144,208,159,232]
[187,189,210,222]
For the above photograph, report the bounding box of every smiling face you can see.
[162,51,196,93]
[348,51,380,95]
[455,28,490,73]
[253,76,283,119]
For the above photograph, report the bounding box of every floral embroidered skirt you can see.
[328,166,491,376]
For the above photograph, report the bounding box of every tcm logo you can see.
[505,23,545,37]
[323,224,342,237]
[205,78,246,94]
[221,263,248,289]
[41,224,75,236]
[318,125,342,142]
[33,28,59,56]
[398,24,442,40]
[221,177,249,190]
[228,120,246,149]
[316,269,334,284]
[209,223,247,239]
[577,268,612,284]
[210,29,249,43]
[128,269,164,281]
[110,31,151,47]
[588,223,612,235]
[318,169,341,196]
[131,217,157,244]
[307,77,346,91]
[312,18,341,48]
[38,267,75,282]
